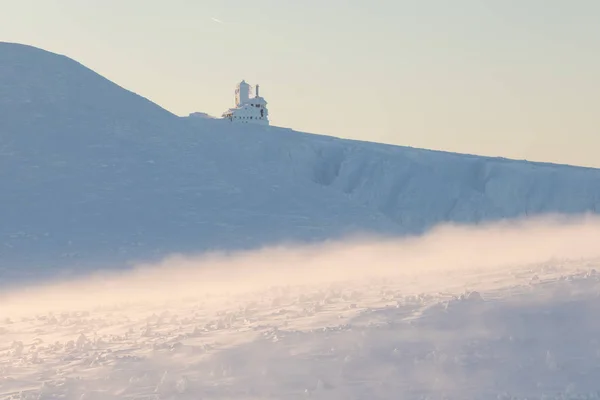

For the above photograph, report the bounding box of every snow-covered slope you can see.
[1,42,600,280]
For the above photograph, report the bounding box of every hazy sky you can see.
[1,0,599,167]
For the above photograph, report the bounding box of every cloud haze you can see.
[2,213,600,318]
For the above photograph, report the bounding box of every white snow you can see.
[4,42,600,398]
[2,42,600,284]
[3,218,600,399]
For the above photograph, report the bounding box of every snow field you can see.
[3,217,600,399]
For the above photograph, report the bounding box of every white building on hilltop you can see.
[221,80,269,125]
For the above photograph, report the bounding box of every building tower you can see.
[235,80,251,107]
[222,80,269,125]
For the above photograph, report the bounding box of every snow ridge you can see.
[1,42,600,280]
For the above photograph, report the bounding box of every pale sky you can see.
[1,0,599,167]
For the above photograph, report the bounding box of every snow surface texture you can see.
[2,42,600,280]
[3,217,600,399]
[4,41,600,400]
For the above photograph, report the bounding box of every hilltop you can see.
[1,42,600,281]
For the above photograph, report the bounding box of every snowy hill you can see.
[2,42,600,280]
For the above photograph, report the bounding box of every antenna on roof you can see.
[255,84,260,97]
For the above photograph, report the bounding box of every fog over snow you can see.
[3,216,600,399]
[3,42,600,399]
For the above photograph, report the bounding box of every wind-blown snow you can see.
[3,217,600,399]
[4,41,600,399]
